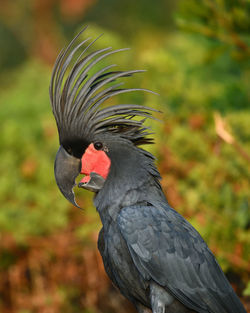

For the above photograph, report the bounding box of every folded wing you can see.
[118,203,246,313]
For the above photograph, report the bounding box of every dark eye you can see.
[94,142,103,150]
[66,147,72,154]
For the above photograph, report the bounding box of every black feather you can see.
[49,27,158,152]
[117,203,247,313]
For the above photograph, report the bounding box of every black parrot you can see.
[50,28,246,313]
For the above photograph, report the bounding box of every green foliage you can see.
[0,62,70,242]
[177,0,250,60]
[244,281,250,296]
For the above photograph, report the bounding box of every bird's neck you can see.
[93,149,166,225]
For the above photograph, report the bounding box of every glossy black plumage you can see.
[118,204,245,313]
[50,28,247,313]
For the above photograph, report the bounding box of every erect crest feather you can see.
[49,26,158,151]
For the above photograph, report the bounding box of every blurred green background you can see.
[0,0,249,312]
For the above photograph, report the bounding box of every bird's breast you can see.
[98,222,149,306]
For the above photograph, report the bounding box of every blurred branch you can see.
[177,0,250,59]
[214,112,250,163]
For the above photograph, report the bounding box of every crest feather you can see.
[50,27,159,148]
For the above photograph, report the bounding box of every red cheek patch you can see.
[80,143,111,183]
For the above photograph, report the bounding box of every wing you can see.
[117,203,246,313]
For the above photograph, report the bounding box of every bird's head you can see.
[50,27,158,208]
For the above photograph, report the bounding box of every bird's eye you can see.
[94,142,103,150]
[66,147,72,154]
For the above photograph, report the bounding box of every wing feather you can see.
[118,204,246,313]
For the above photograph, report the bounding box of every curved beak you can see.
[54,146,81,208]
[78,172,105,192]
